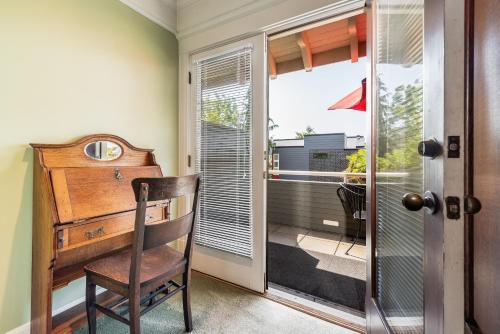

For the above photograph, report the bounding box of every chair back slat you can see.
[128,174,200,294]
[337,186,350,215]
[143,212,194,250]
[337,183,366,218]
[132,174,199,202]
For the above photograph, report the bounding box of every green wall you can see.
[0,1,178,332]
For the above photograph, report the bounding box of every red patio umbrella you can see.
[328,78,366,112]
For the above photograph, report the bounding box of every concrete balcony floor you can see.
[268,223,366,311]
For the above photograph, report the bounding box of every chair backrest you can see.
[129,174,200,290]
[132,175,200,249]
[337,183,366,218]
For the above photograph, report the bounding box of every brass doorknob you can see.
[402,191,439,214]
[418,138,442,159]
[464,196,482,214]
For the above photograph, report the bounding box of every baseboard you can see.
[51,287,106,316]
[5,322,30,334]
[5,287,106,334]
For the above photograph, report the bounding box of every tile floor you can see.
[268,223,366,281]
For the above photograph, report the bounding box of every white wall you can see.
[177,0,363,52]
[0,1,178,332]
[121,0,177,33]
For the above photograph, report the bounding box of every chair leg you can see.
[85,278,97,334]
[148,291,155,306]
[182,272,193,332]
[345,219,362,255]
[129,296,141,334]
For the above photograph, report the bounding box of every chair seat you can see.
[84,244,186,287]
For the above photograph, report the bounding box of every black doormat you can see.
[268,242,365,311]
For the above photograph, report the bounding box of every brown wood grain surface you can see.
[59,206,164,250]
[31,149,57,334]
[83,175,200,334]
[51,166,162,223]
[31,134,155,168]
[29,134,165,333]
[471,0,500,332]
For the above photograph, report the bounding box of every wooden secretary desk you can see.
[30,134,170,333]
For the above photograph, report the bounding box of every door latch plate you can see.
[447,136,460,158]
[445,196,460,220]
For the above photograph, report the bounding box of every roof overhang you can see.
[268,12,367,79]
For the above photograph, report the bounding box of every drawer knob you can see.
[85,226,105,239]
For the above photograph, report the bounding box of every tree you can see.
[268,118,279,132]
[377,80,423,172]
[345,149,366,183]
[345,79,424,176]
[203,96,239,128]
[268,118,279,153]
[346,149,366,173]
[202,91,251,130]
[376,78,391,156]
[295,126,316,139]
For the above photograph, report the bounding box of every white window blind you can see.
[193,46,253,258]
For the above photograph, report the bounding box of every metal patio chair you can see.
[337,183,366,255]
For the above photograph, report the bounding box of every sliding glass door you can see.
[189,34,267,293]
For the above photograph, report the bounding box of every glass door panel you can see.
[374,0,424,332]
[189,34,267,293]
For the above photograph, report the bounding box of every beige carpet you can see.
[75,272,356,333]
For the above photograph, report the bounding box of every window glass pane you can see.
[194,47,254,258]
[375,0,424,332]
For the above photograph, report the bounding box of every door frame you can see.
[365,0,446,332]
[463,0,482,332]
[263,3,367,296]
[177,0,366,290]
[176,0,466,331]
[464,0,474,329]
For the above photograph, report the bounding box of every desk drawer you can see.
[55,206,164,269]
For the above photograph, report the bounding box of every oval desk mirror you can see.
[84,140,123,161]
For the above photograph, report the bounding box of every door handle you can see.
[464,196,482,214]
[402,191,440,214]
[418,138,442,159]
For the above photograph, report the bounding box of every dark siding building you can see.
[304,133,345,150]
[272,133,365,181]
[274,146,309,172]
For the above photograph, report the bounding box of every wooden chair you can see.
[84,174,200,334]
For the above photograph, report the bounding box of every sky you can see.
[269,58,368,140]
[268,58,423,140]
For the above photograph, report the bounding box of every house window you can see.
[313,152,328,159]
[273,153,279,170]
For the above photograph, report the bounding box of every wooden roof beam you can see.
[348,17,359,63]
[268,51,277,80]
[295,32,313,71]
